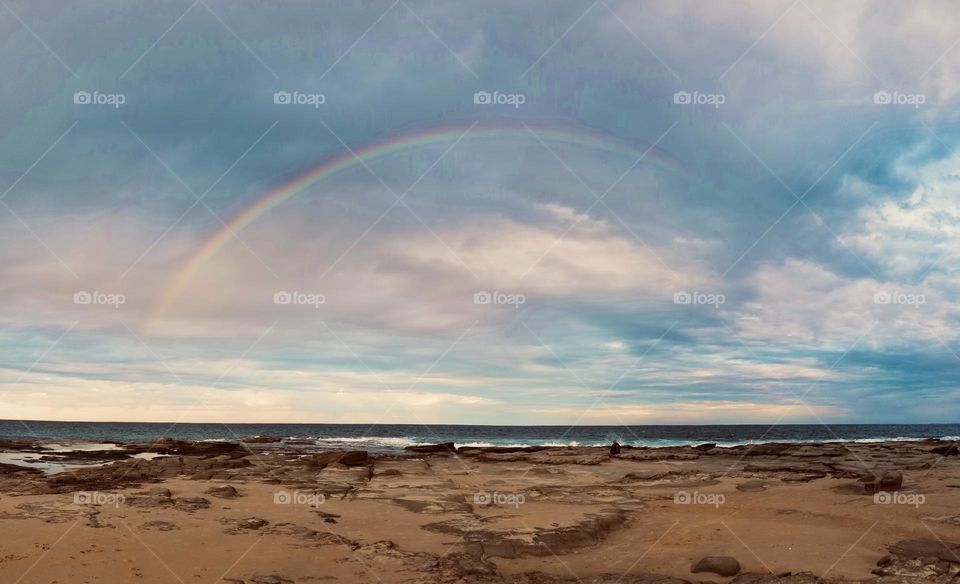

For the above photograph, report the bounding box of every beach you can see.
[1,438,958,583]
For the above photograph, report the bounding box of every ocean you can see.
[1,421,958,452]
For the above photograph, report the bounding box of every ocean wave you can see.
[312,436,418,448]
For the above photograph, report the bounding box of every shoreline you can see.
[1,437,959,582]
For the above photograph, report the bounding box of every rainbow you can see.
[146,121,685,331]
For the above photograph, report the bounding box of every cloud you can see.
[532,401,847,424]
[2,0,960,423]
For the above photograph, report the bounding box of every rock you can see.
[424,507,628,559]
[439,553,499,577]
[692,556,741,577]
[730,573,821,583]
[173,496,210,512]
[888,539,960,564]
[141,439,243,456]
[694,443,717,451]
[249,576,292,584]
[931,443,960,456]
[620,471,670,482]
[309,450,369,467]
[858,470,904,494]
[141,520,179,531]
[736,480,767,492]
[880,470,904,491]
[238,517,269,530]
[0,462,43,475]
[780,472,827,483]
[404,442,456,454]
[205,485,240,498]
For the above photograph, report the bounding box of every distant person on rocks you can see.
[610,440,621,455]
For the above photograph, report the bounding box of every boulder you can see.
[692,556,741,577]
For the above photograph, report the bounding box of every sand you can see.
[0,439,959,583]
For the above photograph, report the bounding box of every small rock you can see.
[736,480,767,492]
[173,496,211,512]
[141,520,179,531]
[238,517,268,530]
[205,485,240,498]
[692,556,741,577]
[880,471,904,491]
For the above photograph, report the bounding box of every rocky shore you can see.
[1,438,959,583]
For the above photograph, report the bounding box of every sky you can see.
[1,0,959,425]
